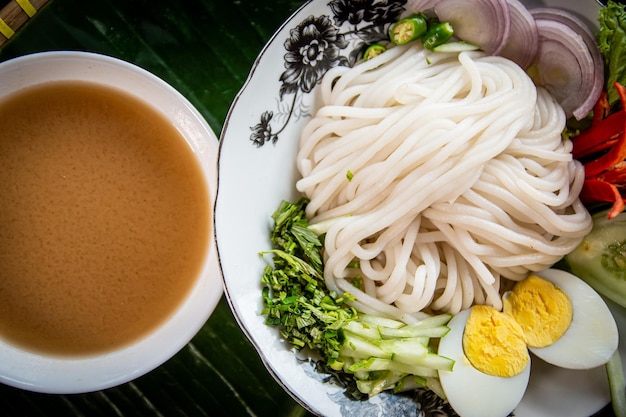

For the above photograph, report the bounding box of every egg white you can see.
[530,268,619,369]
[438,309,531,417]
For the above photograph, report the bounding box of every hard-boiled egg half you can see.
[438,306,531,417]
[437,268,619,417]
[505,268,619,369]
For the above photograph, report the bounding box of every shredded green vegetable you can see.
[260,199,454,397]
[598,1,626,108]
[261,198,354,360]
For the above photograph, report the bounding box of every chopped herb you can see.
[261,198,357,360]
[598,1,626,108]
[260,199,454,397]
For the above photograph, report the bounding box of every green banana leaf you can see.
[1,2,618,417]
[0,0,314,416]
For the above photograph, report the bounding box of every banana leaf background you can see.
[0,0,315,415]
[0,0,619,416]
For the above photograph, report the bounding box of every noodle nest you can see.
[295,44,592,321]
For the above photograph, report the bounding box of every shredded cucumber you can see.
[565,209,626,308]
[607,349,626,417]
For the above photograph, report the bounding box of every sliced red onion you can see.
[534,19,596,120]
[531,8,604,120]
[433,0,511,55]
[530,7,598,44]
[406,0,438,13]
[499,0,538,69]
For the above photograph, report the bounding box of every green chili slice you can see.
[389,15,428,45]
[422,22,454,50]
[363,43,387,60]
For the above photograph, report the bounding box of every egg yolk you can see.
[502,274,573,348]
[462,305,530,378]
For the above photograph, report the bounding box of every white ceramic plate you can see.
[215,1,625,416]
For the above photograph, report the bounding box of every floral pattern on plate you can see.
[249,0,405,147]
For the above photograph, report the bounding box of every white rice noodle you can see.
[295,44,592,321]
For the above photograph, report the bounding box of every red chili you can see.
[600,163,626,184]
[580,179,625,220]
[572,82,626,219]
[572,111,623,159]
[582,82,626,177]
[592,90,611,125]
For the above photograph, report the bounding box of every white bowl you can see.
[215,1,625,416]
[0,51,223,394]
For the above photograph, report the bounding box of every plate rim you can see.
[214,1,621,416]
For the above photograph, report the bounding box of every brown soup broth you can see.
[0,81,210,357]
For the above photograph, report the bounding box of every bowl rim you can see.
[0,50,223,394]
